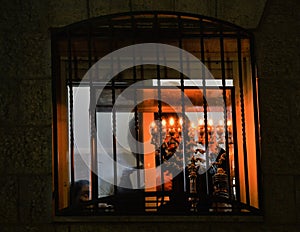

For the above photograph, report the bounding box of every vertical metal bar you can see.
[178,15,187,192]
[108,20,118,194]
[200,19,210,196]
[237,34,250,206]
[67,31,75,193]
[131,13,141,189]
[219,29,232,198]
[87,22,99,201]
[112,80,117,194]
[231,86,241,202]
[250,34,263,210]
[153,13,165,194]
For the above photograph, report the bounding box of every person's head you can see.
[71,180,90,207]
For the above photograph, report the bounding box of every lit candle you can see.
[198,119,204,126]
[227,120,232,132]
[169,117,175,127]
[179,117,183,126]
[151,121,156,128]
[227,120,232,127]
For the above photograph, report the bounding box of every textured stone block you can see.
[49,0,88,27]
[109,0,131,13]
[89,0,111,17]
[0,176,18,223]
[18,33,51,79]
[152,0,174,11]
[260,129,299,175]
[174,0,212,16]
[262,225,300,232]
[256,33,300,80]
[0,29,23,78]
[255,0,300,81]
[0,225,56,232]
[54,225,70,232]
[19,175,52,223]
[70,223,127,232]
[130,0,153,11]
[263,174,296,224]
[210,223,264,232]
[173,0,267,28]
[19,79,52,126]
[69,222,207,232]
[258,0,300,28]
[158,222,209,232]
[0,78,20,124]
[0,128,22,175]
[259,79,290,129]
[0,126,52,175]
[295,175,300,223]
[218,0,267,28]
[0,0,48,32]
[258,79,299,175]
[17,1,50,34]
[0,1,50,80]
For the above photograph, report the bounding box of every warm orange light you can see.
[198,119,204,125]
[150,121,156,128]
[162,119,167,127]
[169,117,175,126]
[179,117,183,126]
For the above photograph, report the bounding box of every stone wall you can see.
[0,0,299,231]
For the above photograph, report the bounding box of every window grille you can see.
[52,11,261,216]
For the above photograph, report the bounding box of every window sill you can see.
[53,215,264,223]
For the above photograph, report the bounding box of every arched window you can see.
[52,11,261,215]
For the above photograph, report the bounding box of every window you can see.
[52,12,261,216]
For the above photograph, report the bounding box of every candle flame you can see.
[169,117,175,126]
[150,121,156,128]
[179,117,183,125]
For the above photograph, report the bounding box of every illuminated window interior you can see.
[52,12,261,215]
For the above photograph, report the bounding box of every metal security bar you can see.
[52,11,261,216]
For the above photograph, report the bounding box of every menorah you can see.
[149,114,232,211]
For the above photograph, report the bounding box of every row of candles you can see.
[150,116,233,144]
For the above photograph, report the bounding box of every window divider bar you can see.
[131,15,141,189]
[178,15,187,193]
[109,21,118,194]
[250,35,263,210]
[237,35,251,206]
[219,31,232,198]
[231,86,241,202]
[200,19,210,196]
[67,31,75,193]
[88,22,99,202]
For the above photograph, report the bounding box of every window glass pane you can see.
[71,86,91,183]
